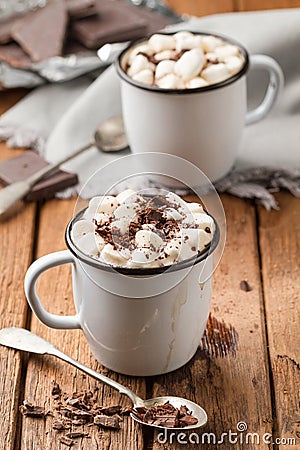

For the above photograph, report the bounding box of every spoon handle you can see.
[0,141,93,216]
[48,346,143,407]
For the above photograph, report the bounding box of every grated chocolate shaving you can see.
[19,400,46,418]
[132,401,198,428]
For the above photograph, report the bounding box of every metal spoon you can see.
[0,327,207,431]
[0,115,128,216]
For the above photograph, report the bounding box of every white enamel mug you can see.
[116,32,284,182]
[24,210,219,376]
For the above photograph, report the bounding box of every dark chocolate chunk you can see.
[11,1,68,62]
[132,402,198,428]
[70,0,148,49]
[65,431,89,438]
[97,405,122,416]
[53,419,71,430]
[94,414,120,429]
[66,0,97,19]
[59,435,75,447]
[0,43,32,69]
[240,280,252,292]
[0,13,25,44]
[0,151,78,202]
[51,381,62,397]
[19,400,46,418]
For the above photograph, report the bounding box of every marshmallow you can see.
[205,52,218,63]
[225,55,244,74]
[128,54,154,77]
[131,247,159,264]
[114,203,139,221]
[201,63,230,84]
[186,202,204,214]
[175,34,202,52]
[76,233,99,256]
[192,213,215,233]
[116,189,137,204]
[71,219,94,241]
[132,69,154,85]
[174,31,195,41]
[135,230,164,250]
[94,212,110,225]
[179,229,199,261]
[174,48,205,81]
[148,34,176,53]
[186,77,208,89]
[101,243,130,266]
[154,50,176,62]
[110,218,130,235]
[95,234,105,252]
[198,229,213,251]
[128,44,154,64]
[164,207,183,221]
[155,60,176,80]
[166,192,188,209]
[160,240,179,265]
[215,44,240,61]
[201,35,223,52]
[95,196,119,215]
[156,73,184,89]
[83,196,103,220]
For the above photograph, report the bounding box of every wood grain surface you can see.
[0,4,299,443]
[166,0,300,15]
[258,193,300,449]
[0,91,35,450]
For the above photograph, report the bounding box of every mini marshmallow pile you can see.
[71,190,215,269]
[124,32,245,89]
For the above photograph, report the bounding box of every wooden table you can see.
[0,53,299,450]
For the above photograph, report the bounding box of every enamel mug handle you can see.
[24,250,81,329]
[245,54,284,125]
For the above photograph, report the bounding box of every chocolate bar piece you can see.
[131,3,174,35]
[11,1,68,62]
[0,151,78,201]
[66,0,97,19]
[71,0,148,49]
[0,43,32,69]
[0,14,25,44]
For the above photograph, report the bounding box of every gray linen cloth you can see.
[0,8,300,209]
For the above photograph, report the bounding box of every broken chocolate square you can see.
[0,151,78,202]
[11,1,68,62]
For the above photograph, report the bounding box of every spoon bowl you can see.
[94,115,128,152]
[0,327,207,431]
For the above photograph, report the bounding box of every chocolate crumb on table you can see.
[240,280,252,292]
[19,400,46,418]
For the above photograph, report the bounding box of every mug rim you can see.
[65,208,220,276]
[116,30,250,95]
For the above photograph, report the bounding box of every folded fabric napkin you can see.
[1,8,300,209]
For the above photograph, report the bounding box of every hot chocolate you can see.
[71,189,215,268]
[122,31,245,89]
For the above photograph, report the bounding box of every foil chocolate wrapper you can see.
[0,0,181,89]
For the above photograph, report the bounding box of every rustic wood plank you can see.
[258,192,300,449]
[21,199,146,450]
[166,0,235,16]
[151,195,273,449]
[236,0,300,11]
[0,91,36,450]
